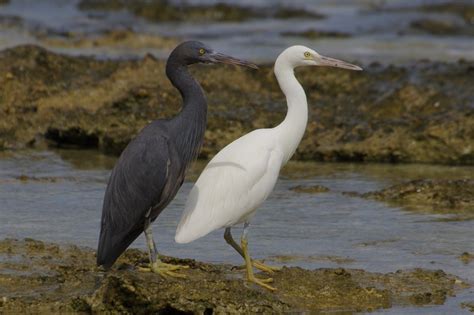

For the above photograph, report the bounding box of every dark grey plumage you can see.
[96,41,256,269]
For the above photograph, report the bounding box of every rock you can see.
[410,19,474,36]
[290,184,330,193]
[0,45,473,165]
[0,238,468,313]
[459,252,474,264]
[282,29,350,39]
[350,179,474,219]
[77,0,325,22]
[39,29,178,50]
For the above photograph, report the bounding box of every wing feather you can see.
[97,128,175,268]
[175,131,282,243]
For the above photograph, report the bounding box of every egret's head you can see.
[169,41,258,69]
[278,45,362,71]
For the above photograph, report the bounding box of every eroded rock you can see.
[349,179,474,219]
[0,45,473,164]
[0,238,468,314]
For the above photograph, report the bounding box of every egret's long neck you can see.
[273,60,308,164]
[166,61,207,165]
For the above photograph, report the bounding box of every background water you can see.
[0,0,473,63]
[0,149,473,313]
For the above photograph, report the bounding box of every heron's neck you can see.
[166,61,207,163]
[273,61,308,164]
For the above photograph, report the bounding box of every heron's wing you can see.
[97,131,178,268]
[175,132,282,243]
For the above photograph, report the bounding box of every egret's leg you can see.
[241,223,276,291]
[138,223,188,278]
[224,227,281,274]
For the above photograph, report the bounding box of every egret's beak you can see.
[207,52,258,69]
[318,55,362,71]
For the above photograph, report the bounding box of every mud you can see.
[77,0,325,22]
[349,179,474,220]
[0,238,468,314]
[0,45,473,164]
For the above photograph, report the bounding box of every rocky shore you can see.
[0,45,473,164]
[0,238,469,314]
[347,179,474,220]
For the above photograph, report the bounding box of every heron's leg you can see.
[138,222,188,278]
[224,227,281,274]
[241,223,276,291]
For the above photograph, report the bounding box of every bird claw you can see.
[233,260,281,274]
[252,260,281,274]
[247,275,276,291]
[138,261,188,279]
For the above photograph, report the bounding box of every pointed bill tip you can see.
[319,55,363,71]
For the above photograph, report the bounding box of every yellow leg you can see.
[139,222,188,278]
[138,260,189,278]
[224,227,281,275]
[241,236,276,291]
[252,260,282,274]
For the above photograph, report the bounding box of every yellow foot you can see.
[252,260,281,274]
[247,275,276,291]
[138,261,189,278]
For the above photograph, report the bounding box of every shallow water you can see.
[0,0,473,63]
[0,149,473,313]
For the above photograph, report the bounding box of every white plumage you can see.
[175,45,362,290]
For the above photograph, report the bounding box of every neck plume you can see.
[273,59,309,164]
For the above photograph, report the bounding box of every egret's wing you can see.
[176,133,282,243]
[97,130,175,268]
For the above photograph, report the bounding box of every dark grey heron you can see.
[96,41,257,277]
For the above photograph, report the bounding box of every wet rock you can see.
[351,179,474,219]
[77,0,325,22]
[273,7,325,19]
[0,238,468,313]
[290,184,330,194]
[459,252,474,264]
[0,45,473,165]
[410,18,474,36]
[39,29,178,50]
[282,29,351,39]
[461,301,474,312]
[419,3,474,25]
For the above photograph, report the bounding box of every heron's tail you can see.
[96,225,142,269]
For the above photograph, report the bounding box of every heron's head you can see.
[169,41,258,69]
[278,45,362,71]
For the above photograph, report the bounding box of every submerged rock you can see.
[0,238,468,313]
[350,179,474,219]
[77,0,325,22]
[282,29,351,39]
[290,184,330,193]
[410,18,474,36]
[0,45,473,164]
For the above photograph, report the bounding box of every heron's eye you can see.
[199,48,206,55]
[304,51,311,58]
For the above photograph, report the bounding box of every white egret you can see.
[175,45,362,290]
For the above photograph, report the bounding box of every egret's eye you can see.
[304,51,311,59]
[199,48,206,55]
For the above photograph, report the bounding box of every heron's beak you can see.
[318,55,362,71]
[208,52,258,69]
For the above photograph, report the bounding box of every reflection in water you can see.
[0,149,473,314]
